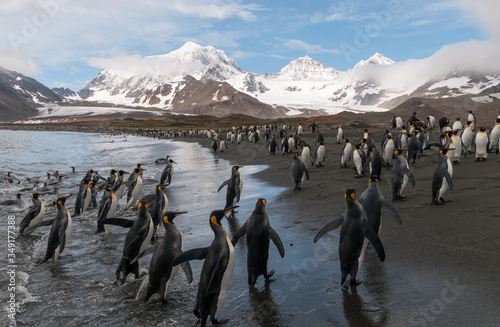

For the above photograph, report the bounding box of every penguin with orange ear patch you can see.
[42,195,72,263]
[314,187,385,286]
[232,199,285,287]
[116,200,154,284]
[172,206,237,327]
[144,212,192,303]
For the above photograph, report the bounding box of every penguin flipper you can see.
[381,201,402,225]
[24,218,55,234]
[172,247,209,266]
[217,180,230,193]
[180,261,193,284]
[314,216,344,243]
[444,171,453,191]
[361,217,385,262]
[403,168,415,187]
[100,218,135,228]
[304,166,310,181]
[231,221,248,246]
[266,226,285,258]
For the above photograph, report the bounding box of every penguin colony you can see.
[5,112,500,326]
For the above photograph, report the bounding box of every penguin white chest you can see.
[215,235,235,319]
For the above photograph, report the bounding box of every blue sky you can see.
[0,0,495,90]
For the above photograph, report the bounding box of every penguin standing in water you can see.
[358,176,402,271]
[0,193,22,206]
[211,139,218,153]
[391,149,415,201]
[112,170,129,200]
[125,167,144,210]
[73,179,90,216]
[144,212,193,303]
[150,185,169,242]
[160,159,176,187]
[19,193,45,236]
[116,200,154,283]
[217,166,243,209]
[430,148,454,205]
[290,152,309,190]
[232,199,285,287]
[42,195,72,263]
[172,206,238,327]
[96,185,117,233]
[314,187,385,286]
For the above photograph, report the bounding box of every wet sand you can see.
[181,126,500,326]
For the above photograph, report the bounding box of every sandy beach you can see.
[180,124,500,326]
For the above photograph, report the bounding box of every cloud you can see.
[170,1,262,21]
[0,49,39,75]
[278,39,342,55]
[454,0,500,42]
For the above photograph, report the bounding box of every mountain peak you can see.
[279,56,341,80]
[354,53,394,68]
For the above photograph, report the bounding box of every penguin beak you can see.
[223,206,239,215]
[65,194,72,200]
[174,211,188,217]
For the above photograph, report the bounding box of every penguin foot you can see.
[350,279,362,286]
[474,158,480,162]
[264,270,276,279]
[439,197,452,203]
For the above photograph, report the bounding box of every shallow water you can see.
[0,130,288,327]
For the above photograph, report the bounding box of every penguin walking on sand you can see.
[96,185,117,233]
[461,122,473,156]
[382,135,395,166]
[468,111,476,131]
[341,139,354,168]
[116,200,154,283]
[172,207,238,327]
[144,212,193,303]
[358,176,402,271]
[42,195,72,263]
[391,149,415,201]
[363,147,384,178]
[315,141,326,167]
[265,135,280,155]
[300,143,313,167]
[427,115,435,130]
[281,136,289,155]
[336,126,344,144]
[314,187,385,286]
[125,167,144,210]
[160,159,176,187]
[232,199,285,286]
[353,143,366,178]
[489,119,500,154]
[288,135,295,151]
[475,127,489,161]
[217,166,243,209]
[439,116,450,133]
[220,138,228,152]
[19,193,45,236]
[451,130,462,164]
[430,148,454,205]
[290,152,309,190]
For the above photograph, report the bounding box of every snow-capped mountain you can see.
[64,42,500,118]
[0,66,61,121]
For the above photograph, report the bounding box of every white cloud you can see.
[454,0,500,42]
[279,39,342,55]
[0,49,39,75]
[170,1,262,21]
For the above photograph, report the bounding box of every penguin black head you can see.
[137,200,149,210]
[209,206,239,226]
[56,195,71,207]
[163,211,188,225]
[156,184,163,192]
[118,170,129,176]
[232,165,243,171]
[255,198,267,210]
[319,141,324,145]
[15,193,22,200]
[369,175,379,183]
[81,179,89,185]
[104,185,112,192]
[168,159,177,164]
[293,152,300,157]
[110,169,117,175]
[31,193,43,200]
[394,149,406,156]
[387,134,392,139]
[344,188,356,200]
[134,167,145,174]
[479,127,486,132]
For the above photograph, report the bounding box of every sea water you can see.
[0,130,286,327]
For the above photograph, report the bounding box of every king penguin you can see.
[172,206,238,327]
[217,166,243,209]
[314,187,385,286]
[125,167,144,210]
[144,212,193,303]
[474,127,489,161]
[315,141,326,167]
[160,158,176,187]
[232,199,285,286]
[96,185,117,233]
[19,193,45,236]
[341,138,353,168]
[431,148,454,205]
[358,176,402,271]
[116,200,154,283]
[112,170,129,200]
[42,195,72,263]
[290,152,309,190]
[391,149,415,201]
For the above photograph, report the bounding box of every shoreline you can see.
[3,122,500,325]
